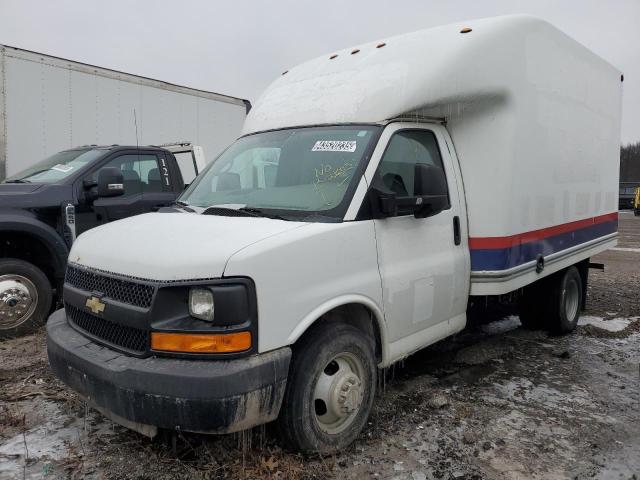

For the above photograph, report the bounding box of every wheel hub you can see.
[0,276,38,329]
[313,353,366,435]
[333,372,363,414]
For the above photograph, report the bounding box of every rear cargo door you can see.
[365,123,469,353]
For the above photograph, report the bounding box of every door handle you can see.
[453,216,461,246]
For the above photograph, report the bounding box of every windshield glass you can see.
[4,149,106,184]
[180,126,380,220]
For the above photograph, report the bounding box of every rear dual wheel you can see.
[519,265,583,334]
[277,322,376,454]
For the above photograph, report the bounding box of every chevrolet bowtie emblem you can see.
[86,296,106,315]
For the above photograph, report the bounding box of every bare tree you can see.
[620,142,640,181]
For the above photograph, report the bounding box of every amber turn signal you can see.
[151,331,251,354]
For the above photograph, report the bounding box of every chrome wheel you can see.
[0,275,38,330]
[564,277,580,321]
[313,352,365,435]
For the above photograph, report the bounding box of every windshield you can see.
[4,149,106,184]
[180,126,380,220]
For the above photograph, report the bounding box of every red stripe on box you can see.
[468,212,618,250]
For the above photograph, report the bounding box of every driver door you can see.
[75,152,164,235]
[364,123,469,358]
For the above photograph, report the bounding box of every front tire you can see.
[0,258,52,340]
[277,322,376,454]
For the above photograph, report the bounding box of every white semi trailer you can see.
[0,45,250,181]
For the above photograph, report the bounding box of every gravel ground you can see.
[1,212,638,480]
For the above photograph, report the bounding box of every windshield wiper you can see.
[202,206,287,220]
[173,200,195,212]
[3,179,30,184]
[238,207,287,220]
[19,169,53,181]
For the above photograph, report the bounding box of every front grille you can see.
[66,304,149,354]
[66,265,155,308]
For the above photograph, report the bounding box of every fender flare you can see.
[286,294,389,366]
[0,208,69,281]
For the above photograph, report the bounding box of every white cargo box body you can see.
[0,45,249,180]
[244,14,622,295]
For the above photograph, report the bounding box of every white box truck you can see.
[47,15,622,453]
[0,44,250,181]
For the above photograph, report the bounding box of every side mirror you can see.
[97,167,124,197]
[412,164,450,218]
[82,178,97,189]
[373,164,450,219]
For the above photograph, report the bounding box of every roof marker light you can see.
[376,43,386,49]
[460,27,472,34]
[329,54,338,60]
[351,49,360,55]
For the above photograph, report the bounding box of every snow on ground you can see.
[578,316,638,332]
[479,315,522,335]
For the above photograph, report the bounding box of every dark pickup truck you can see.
[0,144,204,338]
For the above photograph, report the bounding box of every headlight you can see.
[189,288,215,321]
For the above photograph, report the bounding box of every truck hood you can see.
[0,183,71,208]
[0,183,43,195]
[69,212,308,280]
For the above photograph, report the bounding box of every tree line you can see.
[621,142,640,182]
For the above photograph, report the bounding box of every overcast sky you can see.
[1,0,639,143]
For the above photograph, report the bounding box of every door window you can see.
[94,154,164,195]
[373,130,448,215]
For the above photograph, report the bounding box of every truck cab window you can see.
[181,126,380,220]
[4,149,105,184]
[93,154,163,195]
[373,130,448,215]
[213,148,281,191]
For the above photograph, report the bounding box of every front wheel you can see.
[0,259,52,339]
[277,322,377,454]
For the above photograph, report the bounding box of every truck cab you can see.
[0,143,203,338]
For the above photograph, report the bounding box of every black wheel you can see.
[277,322,376,454]
[547,266,583,335]
[518,280,548,330]
[0,258,52,339]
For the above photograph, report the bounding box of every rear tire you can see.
[277,322,376,455]
[518,280,548,330]
[0,258,52,340]
[547,266,583,335]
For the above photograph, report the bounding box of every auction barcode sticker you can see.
[51,164,74,173]
[312,140,357,152]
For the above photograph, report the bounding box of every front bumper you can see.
[47,309,291,435]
